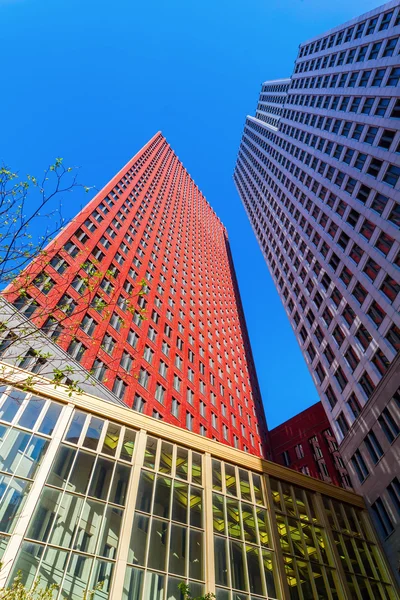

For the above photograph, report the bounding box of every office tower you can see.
[2,132,268,456]
[270,402,351,488]
[0,369,398,600]
[234,1,400,578]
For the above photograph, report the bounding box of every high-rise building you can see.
[2,132,268,456]
[0,366,398,599]
[234,0,400,579]
[270,402,351,488]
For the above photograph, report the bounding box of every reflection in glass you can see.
[189,528,203,580]
[213,494,225,535]
[143,436,157,469]
[167,576,185,600]
[110,463,130,505]
[252,474,264,506]
[262,550,277,598]
[192,452,202,485]
[65,411,86,444]
[83,416,104,451]
[67,451,95,494]
[0,390,26,423]
[47,445,76,488]
[136,471,154,513]
[172,480,188,523]
[27,487,62,541]
[74,499,104,554]
[190,486,202,529]
[128,514,149,566]
[153,476,172,518]
[88,457,114,501]
[143,571,164,600]
[121,428,136,462]
[215,589,230,600]
[8,541,43,588]
[215,536,228,586]
[230,540,246,592]
[90,559,114,599]
[242,504,257,544]
[169,523,187,576]
[246,545,263,596]
[159,441,173,474]
[38,402,62,435]
[102,422,121,457]
[37,545,68,592]
[0,476,32,534]
[226,498,241,539]
[16,435,49,479]
[123,566,144,600]
[225,464,237,497]
[0,429,30,473]
[148,519,168,571]
[212,460,222,491]
[256,508,269,547]
[48,492,84,548]
[239,470,251,502]
[0,534,8,561]
[98,506,122,558]
[62,552,93,600]
[176,447,188,480]
[18,397,45,430]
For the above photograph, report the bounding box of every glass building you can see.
[0,365,398,599]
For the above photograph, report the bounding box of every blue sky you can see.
[2,0,380,427]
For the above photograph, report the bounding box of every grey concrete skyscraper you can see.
[235,0,400,579]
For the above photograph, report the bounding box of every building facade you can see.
[270,402,351,489]
[234,0,400,579]
[0,364,398,600]
[1,133,267,456]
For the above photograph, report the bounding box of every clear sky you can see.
[2,0,382,427]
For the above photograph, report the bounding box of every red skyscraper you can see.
[4,132,268,455]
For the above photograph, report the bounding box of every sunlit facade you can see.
[0,364,398,599]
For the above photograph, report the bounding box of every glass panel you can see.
[123,566,144,600]
[0,389,26,423]
[128,513,149,566]
[143,436,157,469]
[239,470,252,502]
[8,541,43,587]
[27,487,62,542]
[90,559,114,599]
[252,474,264,505]
[262,550,277,598]
[98,506,123,558]
[215,536,228,586]
[0,534,8,561]
[82,416,104,450]
[159,441,173,474]
[61,552,94,600]
[176,447,188,480]
[121,428,136,462]
[226,497,242,539]
[153,476,172,518]
[38,402,62,435]
[48,492,84,548]
[190,486,202,529]
[67,450,95,494]
[213,493,226,535]
[18,397,45,430]
[88,457,114,501]
[143,571,164,600]
[297,560,314,598]
[47,445,76,488]
[102,422,121,457]
[216,589,230,600]
[242,503,257,544]
[15,435,49,479]
[169,523,187,576]
[246,545,263,595]
[212,459,222,491]
[0,476,32,534]
[37,545,68,592]
[74,499,104,554]
[172,480,188,523]
[192,452,202,484]
[147,518,168,571]
[256,508,269,547]
[136,471,154,513]
[110,463,130,506]
[65,411,87,444]
[225,464,237,496]
[230,540,247,592]
[0,429,30,473]
[189,528,203,580]
[189,582,204,597]
[167,576,185,600]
